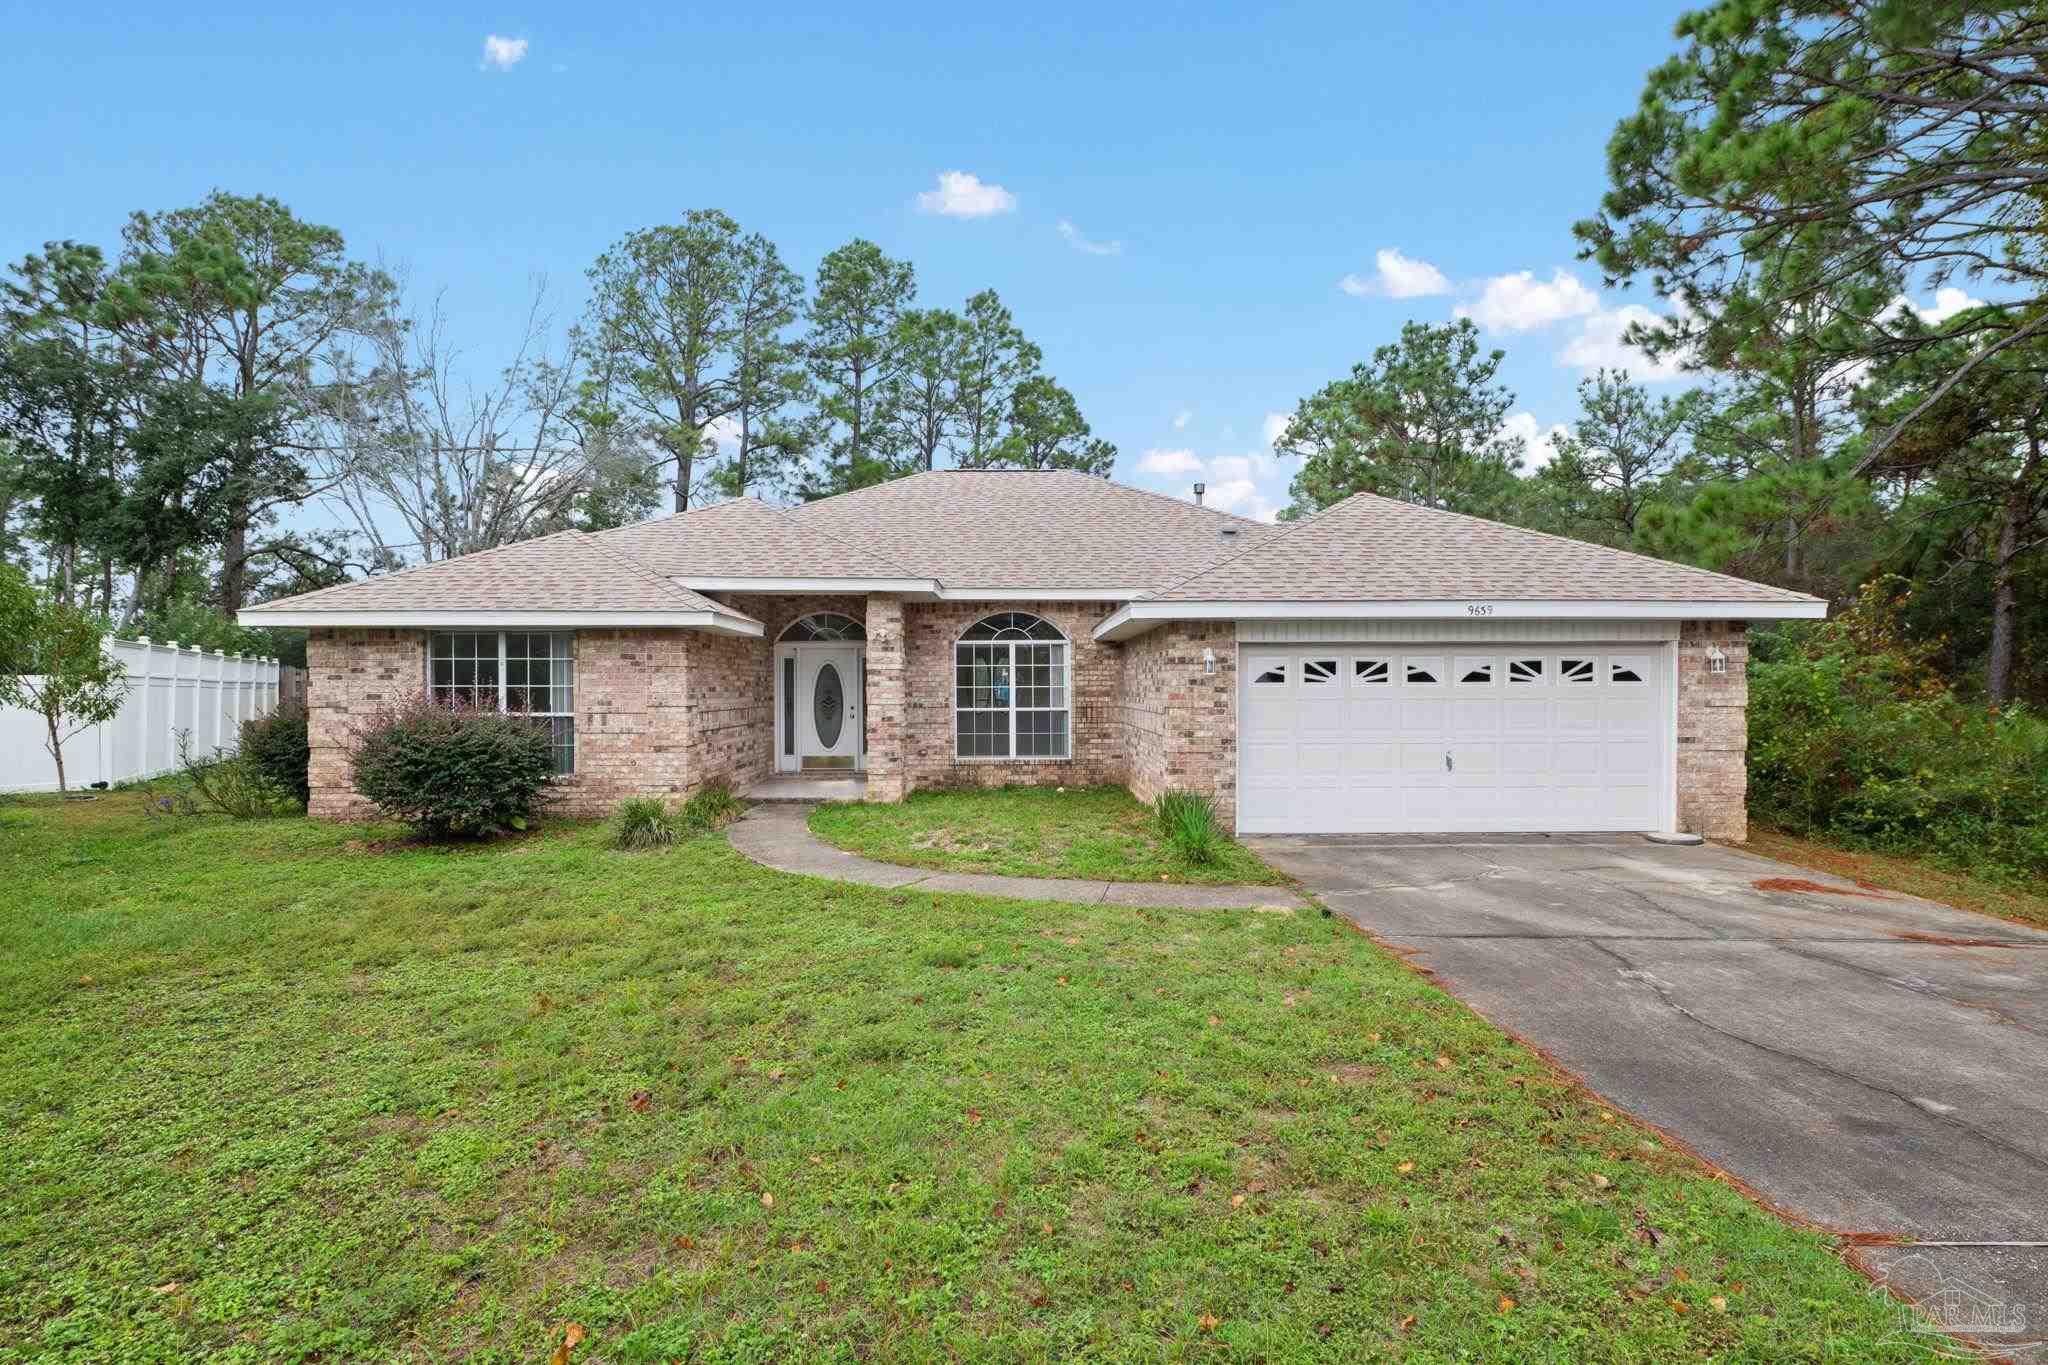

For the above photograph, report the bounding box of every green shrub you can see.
[610,797,682,850]
[239,701,310,809]
[679,780,746,831]
[1748,582,2048,885]
[171,730,297,819]
[1156,789,1224,866]
[348,693,555,839]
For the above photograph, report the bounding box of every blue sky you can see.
[5,0,1729,523]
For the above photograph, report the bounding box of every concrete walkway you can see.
[727,802,1302,910]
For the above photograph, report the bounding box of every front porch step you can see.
[742,775,867,804]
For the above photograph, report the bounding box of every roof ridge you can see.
[1349,491,1824,603]
[1071,468,1274,532]
[1146,492,1358,598]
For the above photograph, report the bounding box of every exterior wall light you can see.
[1705,642,1728,675]
[1202,647,1217,675]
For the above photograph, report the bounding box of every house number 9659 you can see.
[1465,603,1494,616]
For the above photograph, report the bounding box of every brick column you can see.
[1676,620,1748,841]
[864,594,908,801]
[306,627,425,820]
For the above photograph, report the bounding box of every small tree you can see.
[0,566,127,793]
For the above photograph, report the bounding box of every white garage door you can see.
[1238,645,1672,834]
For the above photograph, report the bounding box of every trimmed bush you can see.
[349,693,555,838]
[1749,582,2048,885]
[610,797,682,850]
[239,701,310,810]
[1156,789,1224,866]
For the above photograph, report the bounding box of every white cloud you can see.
[1057,219,1122,256]
[1171,409,1192,431]
[1499,412,1571,472]
[1888,286,1985,326]
[1458,268,1601,333]
[705,415,741,455]
[1261,411,1290,452]
[1208,454,1256,482]
[1137,447,1202,477]
[913,171,1017,219]
[480,34,529,70]
[1557,302,1690,381]
[1340,248,1451,301]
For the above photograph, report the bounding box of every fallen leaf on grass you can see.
[1367,1031,1382,1044]
[1207,1015,1222,1027]
[1669,1298,1689,1314]
[1230,1194,1246,1209]
[1591,1174,1611,1190]
[761,1192,775,1208]
[627,1091,653,1114]
[1396,1160,1415,1174]
[1709,1295,1727,1312]
[1435,1055,1452,1070]
[1397,1314,1416,1332]
[152,1282,179,1294]
[548,1322,586,1365]
[1197,1312,1220,1333]
[1498,1295,1516,1313]
[965,1109,983,1125]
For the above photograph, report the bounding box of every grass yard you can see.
[1741,824,2048,931]
[808,785,1287,885]
[0,792,1935,1362]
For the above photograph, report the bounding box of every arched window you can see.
[956,613,1069,759]
[780,612,866,642]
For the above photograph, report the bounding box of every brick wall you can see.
[305,628,426,820]
[304,624,772,822]
[1677,620,1748,841]
[1119,622,1238,827]
[885,599,1127,795]
[865,595,908,801]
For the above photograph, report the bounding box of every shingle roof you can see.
[245,473,1814,620]
[1155,492,1823,603]
[249,530,756,619]
[783,469,1278,589]
[593,496,922,580]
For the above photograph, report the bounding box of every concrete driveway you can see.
[1247,832,2048,1354]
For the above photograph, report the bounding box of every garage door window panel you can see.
[1455,657,1496,686]
[1352,658,1390,686]
[1403,657,1444,686]
[1507,657,1545,684]
[1560,657,1596,684]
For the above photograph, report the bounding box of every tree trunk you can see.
[46,711,67,795]
[217,510,250,613]
[1987,470,2028,708]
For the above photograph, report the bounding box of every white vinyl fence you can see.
[2,637,300,794]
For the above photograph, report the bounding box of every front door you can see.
[794,646,861,770]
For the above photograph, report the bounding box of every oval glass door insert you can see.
[813,663,844,747]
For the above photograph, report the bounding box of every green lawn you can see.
[0,792,1934,1362]
[808,784,1288,885]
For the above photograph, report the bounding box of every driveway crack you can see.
[1581,937,2048,1178]
[1772,943,2048,1040]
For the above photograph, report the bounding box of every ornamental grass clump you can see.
[1156,788,1224,866]
[349,693,555,839]
[610,797,682,850]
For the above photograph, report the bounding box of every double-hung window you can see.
[955,613,1070,759]
[427,631,577,774]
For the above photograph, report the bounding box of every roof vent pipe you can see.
[1192,481,1205,506]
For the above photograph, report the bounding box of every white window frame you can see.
[954,614,1072,761]
[1301,657,1340,687]
[426,630,576,775]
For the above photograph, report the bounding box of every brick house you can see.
[240,470,1825,839]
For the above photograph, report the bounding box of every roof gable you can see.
[247,530,756,620]
[1156,492,1822,604]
